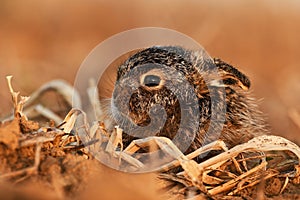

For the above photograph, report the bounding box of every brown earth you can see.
[0,1,300,199]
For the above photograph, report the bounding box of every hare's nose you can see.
[143,75,161,87]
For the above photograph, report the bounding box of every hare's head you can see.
[109,46,266,152]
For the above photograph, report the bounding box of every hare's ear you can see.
[213,58,251,91]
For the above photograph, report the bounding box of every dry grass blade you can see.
[33,104,63,124]
[157,140,228,172]
[105,126,123,155]
[24,79,82,109]
[280,176,289,194]
[6,75,30,119]
[229,169,279,195]
[208,161,267,195]
[188,135,300,171]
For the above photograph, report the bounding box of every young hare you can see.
[106,46,267,154]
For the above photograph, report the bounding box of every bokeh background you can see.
[0,0,299,144]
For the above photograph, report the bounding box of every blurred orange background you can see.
[0,0,299,144]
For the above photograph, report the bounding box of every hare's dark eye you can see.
[143,75,161,87]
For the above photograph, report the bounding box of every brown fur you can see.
[107,46,268,154]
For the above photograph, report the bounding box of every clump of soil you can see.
[0,115,159,200]
[0,116,87,198]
